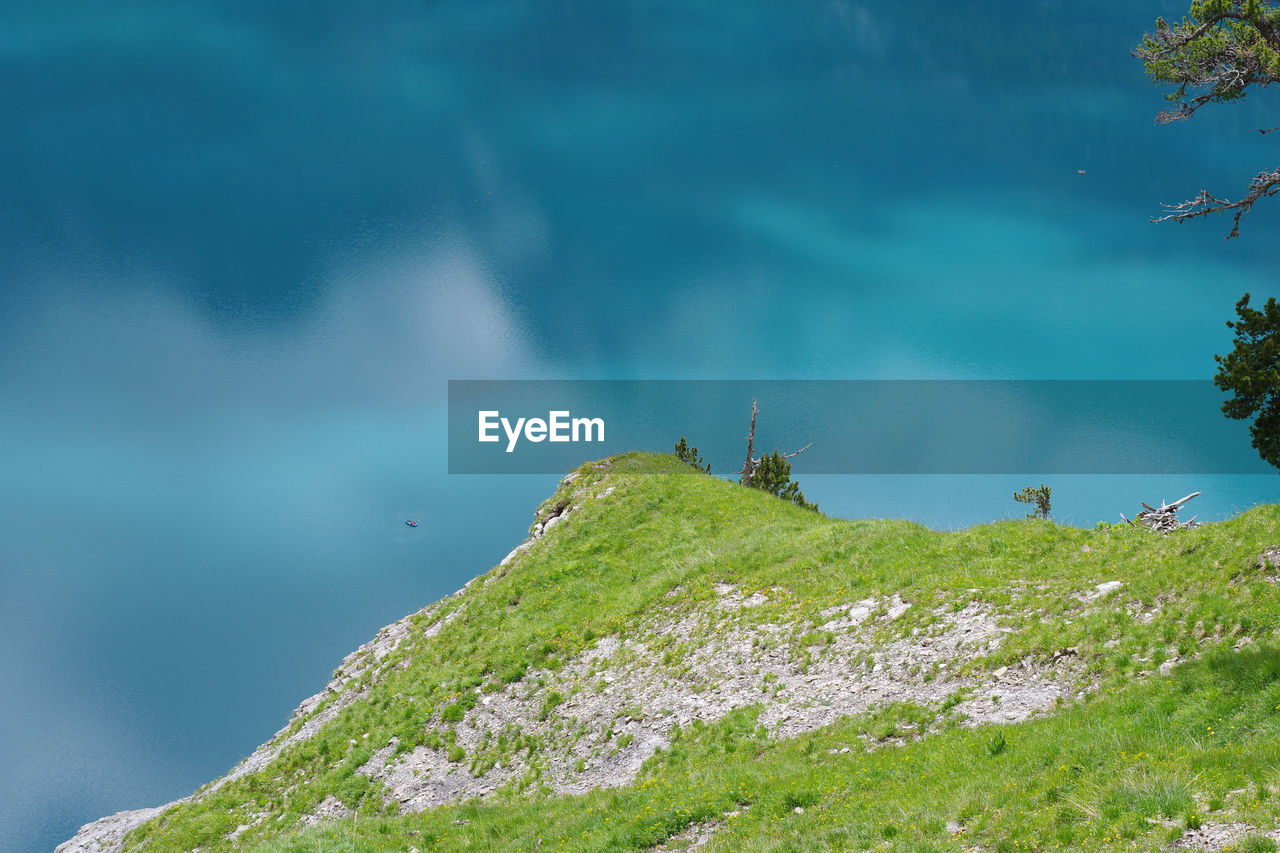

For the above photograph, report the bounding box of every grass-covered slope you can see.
[102,453,1280,852]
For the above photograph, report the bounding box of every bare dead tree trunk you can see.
[740,399,758,486]
[739,399,811,486]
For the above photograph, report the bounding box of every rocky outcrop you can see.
[351,584,1091,815]
[54,805,175,853]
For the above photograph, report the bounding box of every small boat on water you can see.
[405,519,419,528]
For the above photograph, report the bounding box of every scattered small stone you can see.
[1170,821,1276,850]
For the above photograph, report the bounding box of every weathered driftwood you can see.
[1120,491,1201,533]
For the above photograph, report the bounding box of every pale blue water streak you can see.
[1,2,1277,850]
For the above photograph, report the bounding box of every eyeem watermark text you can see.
[478,410,606,453]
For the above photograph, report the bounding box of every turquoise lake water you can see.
[2,3,1277,850]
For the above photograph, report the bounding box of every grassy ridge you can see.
[120,453,1280,852]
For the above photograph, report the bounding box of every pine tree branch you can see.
[1152,167,1280,239]
[1142,6,1280,56]
[1136,5,1280,123]
[1144,11,1251,56]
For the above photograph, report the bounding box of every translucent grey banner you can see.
[447,380,1269,475]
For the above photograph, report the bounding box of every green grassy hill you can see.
[69,453,1280,852]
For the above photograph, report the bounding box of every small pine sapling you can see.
[1014,484,1052,519]
[673,437,711,472]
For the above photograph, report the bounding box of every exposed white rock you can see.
[1077,580,1125,602]
[299,795,353,827]
[347,591,1084,816]
[54,805,177,853]
[1171,822,1280,850]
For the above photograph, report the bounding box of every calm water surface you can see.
[1,2,1277,850]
